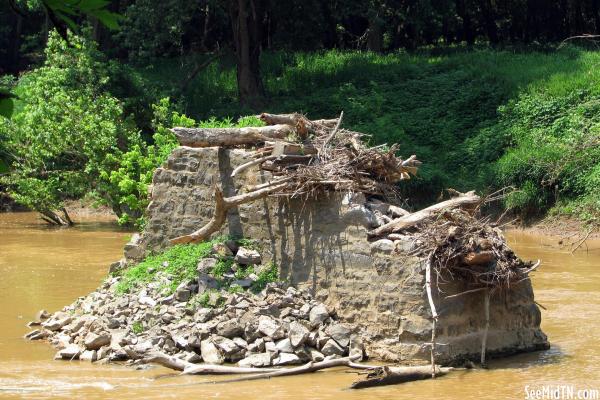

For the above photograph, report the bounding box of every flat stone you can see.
[234,247,262,265]
[321,339,345,356]
[349,335,365,360]
[200,339,224,364]
[195,308,213,323]
[24,329,48,340]
[309,304,329,327]
[247,338,265,353]
[80,350,97,362]
[124,233,144,261]
[139,296,157,307]
[326,323,352,347]
[42,315,72,331]
[212,336,240,356]
[370,239,395,253]
[310,349,325,362]
[288,321,310,347]
[109,258,126,274]
[367,200,390,214]
[212,243,233,257]
[232,279,253,288]
[216,319,244,338]
[275,338,294,353]
[185,352,202,363]
[174,287,191,302]
[197,258,218,273]
[273,353,301,366]
[84,332,111,350]
[238,352,272,367]
[55,344,81,360]
[258,316,285,339]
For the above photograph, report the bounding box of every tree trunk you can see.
[8,15,22,73]
[230,0,265,107]
[456,0,475,45]
[367,17,383,52]
[200,3,211,51]
[481,0,499,44]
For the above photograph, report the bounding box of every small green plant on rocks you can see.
[114,238,226,294]
[132,321,144,335]
[251,262,279,293]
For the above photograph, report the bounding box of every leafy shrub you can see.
[0,30,139,223]
[102,98,264,228]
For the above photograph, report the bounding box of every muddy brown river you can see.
[1,212,599,399]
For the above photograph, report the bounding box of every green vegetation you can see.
[114,237,279,300]
[0,31,138,225]
[190,289,224,309]
[137,48,599,221]
[131,320,144,335]
[250,262,279,293]
[115,240,217,294]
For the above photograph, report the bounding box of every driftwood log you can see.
[144,352,280,374]
[368,192,481,238]
[172,125,293,147]
[259,112,338,139]
[350,365,453,389]
[203,355,362,384]
[170,182,288,245]
[144,352,461,389]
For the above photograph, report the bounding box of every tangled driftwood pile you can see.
[170,112,421,245]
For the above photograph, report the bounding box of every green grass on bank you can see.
[131,48,600,222]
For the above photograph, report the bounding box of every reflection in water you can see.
[1,213,599,399]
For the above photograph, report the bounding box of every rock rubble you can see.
[26,279,365,368]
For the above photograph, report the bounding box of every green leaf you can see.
[91,9,122,30]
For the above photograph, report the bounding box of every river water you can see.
[1,212,599,399]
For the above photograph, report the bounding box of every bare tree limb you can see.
[170,182,288,244]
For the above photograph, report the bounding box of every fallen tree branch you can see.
[172,125,293,148]
[320,111,344,151]
[203,355,361,384]
[368,193,481,237]
[259,113,338,139]
[144,352,280,374]
[170,182,288,244]
[350,365,453,389]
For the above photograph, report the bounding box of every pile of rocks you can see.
[25,280,365,367]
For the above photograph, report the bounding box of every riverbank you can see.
[508,216,600,250]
